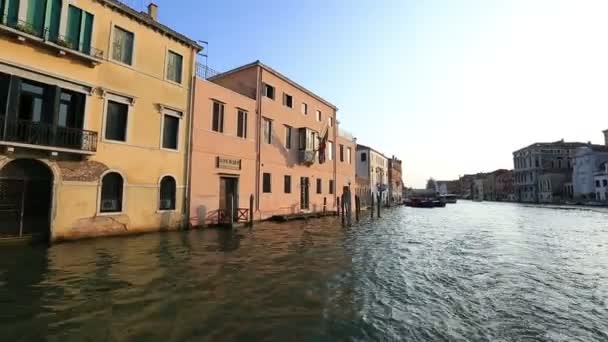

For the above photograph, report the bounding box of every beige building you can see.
[190,61,355,223]
[0,1,201,241]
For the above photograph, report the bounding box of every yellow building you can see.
[0,1,201,241]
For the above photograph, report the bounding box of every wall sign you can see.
[216,156,241,170]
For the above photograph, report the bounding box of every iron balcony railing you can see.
[0,15,104,60]
[196,63,221,80]
[0,117,98,153]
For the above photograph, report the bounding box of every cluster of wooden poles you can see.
[337,193,384,226]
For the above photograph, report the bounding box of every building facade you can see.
[572,144,608,201]
[190,61,353,222]
[388,156,403,204]
[513,140,584,203]
[0,1,201,241]
[593,162,608,202]
[356,144,388,204]
[495,170,514,201]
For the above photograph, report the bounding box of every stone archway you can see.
[0,159,54,239]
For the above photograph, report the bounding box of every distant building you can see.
[356,145,388,204]
[538,173,569,203]
[435,180,460,195]
[459,175,476,199]
[572,144,608,201]
[513,140,586,203]
[473,178,484,201]
[388,156,404,204]
[495,170,515,201]
[593,162,608,202]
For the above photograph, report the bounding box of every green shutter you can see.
[6,0,19,26]
[26,0,46,36]
[66,5,81,49]
[47,0,61,41]
[0,0,5,24]
[81,12,93,53]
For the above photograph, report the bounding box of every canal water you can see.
[1,202,608,341]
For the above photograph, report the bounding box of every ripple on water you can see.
[1,202,608,340]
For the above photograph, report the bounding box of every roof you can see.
[100,0,203,51]
[356,144,387,158]
[513,140,588,154]
[208,61,338,110]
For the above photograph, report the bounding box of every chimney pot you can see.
[148,3,158,21]
[603,129,608,146]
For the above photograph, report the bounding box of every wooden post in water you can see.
[249,194,254,227]
[370,194,374,219]
[323,197,327,214]
[377,194,381,218]
[355,195,360,222]
[336,197,340,217]
[229,195,234,228]
[340,194,345,225]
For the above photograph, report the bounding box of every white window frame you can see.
[263,117,273,144]
[301,102,308,115]
[157,174,178,213]
[97,169,127,216]
[263,83,275,100]
[236,108,248,139]
[102,92,133,144]
[211,100,225,133]
[328,141,334,161]
[283,92,293,108]
[164,48,184,85]
[159,108,182,152]
[316,110,322,122]
[284,125,292,149]
[329,117,333,127]
[347,147,352,164]
[109,23,136,68]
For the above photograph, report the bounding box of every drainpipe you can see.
[333,108,338,208]
[255,65,262,211]
[184,49,196,227]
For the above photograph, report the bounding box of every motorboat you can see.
[439,194,458,204]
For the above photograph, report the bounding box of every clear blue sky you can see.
[127,0,608,187]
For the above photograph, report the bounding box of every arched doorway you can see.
[0,159,53,239]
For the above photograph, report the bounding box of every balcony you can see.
[0,15,104,65]
[0,117,98,154]
[298,150,316,166]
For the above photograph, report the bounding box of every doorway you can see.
[300,177,310,210]
[0,159,53,239]
[219,177,238,222]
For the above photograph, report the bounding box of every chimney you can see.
[148,3,158,21]
[604,129,608,146]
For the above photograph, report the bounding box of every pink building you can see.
[190,61,355,225]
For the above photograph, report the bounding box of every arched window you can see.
[159,176,176,211]
[100,172,123,213]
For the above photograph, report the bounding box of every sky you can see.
[128,0,608,188]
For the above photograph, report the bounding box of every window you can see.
[105,100,129,141]
[316,178,322,194]
[283,93,293,108]
[604,180,607,187]
[263,118,272,144]
[166,50,183,84]
[301,102,308,115]
[361,152,367,162]
[339,144,344,162]
[212,102,224,132]
[162,111,180,150]
[285,125,292,149]
[329,117,334,127]
[159,176,176,210]
[237,110,247,138]
[328,141,333,161]
[263,173,272,193]
[347,148,352,164]
[263,84,275,99]
[284,175,291,194]
[329,180,334,195]
[596,180,601,188]
[66,5,94,54]
[58,89,85,129]
[19,81,45,122]
[316,110,322,122]
[100,172,123,213]
[112,26,134,65]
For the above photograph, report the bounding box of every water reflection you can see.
[0,203,607,341]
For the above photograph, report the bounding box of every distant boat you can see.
[440,194,458,204]
[407,198,436,208]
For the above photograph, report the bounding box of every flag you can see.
[318,126,329,164]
